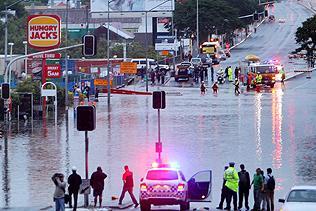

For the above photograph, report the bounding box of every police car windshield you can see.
[146,170,178,180]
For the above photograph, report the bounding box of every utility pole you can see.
[196,0,199,56]
[145,11,148,92]
[65,0,69,107]
[107,0,111,104]
[4,6,8,71]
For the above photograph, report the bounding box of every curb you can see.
[284,72,305,81]
[229,18,266,51]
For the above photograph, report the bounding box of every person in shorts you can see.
[90,167,107,207]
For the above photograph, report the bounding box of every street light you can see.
[23,40,27,75]
[196,0,199,56]
[8,42,14,84]
[107,0,114,105]
[65,0,70,107]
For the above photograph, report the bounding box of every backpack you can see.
[267,175,275,191]
[239,171,248,187]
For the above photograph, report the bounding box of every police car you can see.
[139,162,212,211]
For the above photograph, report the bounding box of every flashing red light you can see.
[140,183,147,191]
[178,183,185,191]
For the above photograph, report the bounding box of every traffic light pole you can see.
[158,108,161,162]
[84,130,89,207]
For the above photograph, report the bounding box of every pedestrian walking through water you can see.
[212,81,219,94]
[228,66,233,82]
[118,165,139,208]
[238,164,250,210]
[52,173,67,211]
[90,167,107,208]
[200,81,207,95]
[224,162,239,210]
[68,166,82,211]
[234,78,240,95]
[216,166,229,210]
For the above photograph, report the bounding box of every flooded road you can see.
[1,73,316,209]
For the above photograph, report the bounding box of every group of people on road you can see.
[217,162,275,211]
[194,65,210,83]
[73,83,91,101]
[223,66,241,82]
[52,165,138,211]
[150,69,166,85]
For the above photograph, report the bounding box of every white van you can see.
[131,58,158,70]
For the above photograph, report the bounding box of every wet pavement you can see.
[1,1,316,211]
[1,72,316,210]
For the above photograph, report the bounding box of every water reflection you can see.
[271,89,283,169]
[254,93,263,160]
[2,128,9,208]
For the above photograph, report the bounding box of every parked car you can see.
[279,186,316,211]
[191,58,202,67]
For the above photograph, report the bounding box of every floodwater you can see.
[1,73,316,209]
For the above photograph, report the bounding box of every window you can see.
[287,190,316,202]
[146,170,178,180]
[149,61,157,66]
[256,66,277,74]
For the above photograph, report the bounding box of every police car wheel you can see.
[180,201,190,210]
[140,201,150,211]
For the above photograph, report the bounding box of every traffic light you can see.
[153,91,166,109]
[1,83,9,99]
[253,13,259,21]
[77,105,96,131]
[264,10,268,17]
[82,35,97,57]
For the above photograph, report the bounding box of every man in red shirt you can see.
[118,165,139,208]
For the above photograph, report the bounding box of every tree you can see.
[0,1,28,55]
[174,0,262,41]
[295,15,316,52]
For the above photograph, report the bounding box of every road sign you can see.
[120,62,137,74]
[94,78,113,86]
[29,53,62,59]
[79,179,91,195]
[45,64,61,78]
[27,15,61,50]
